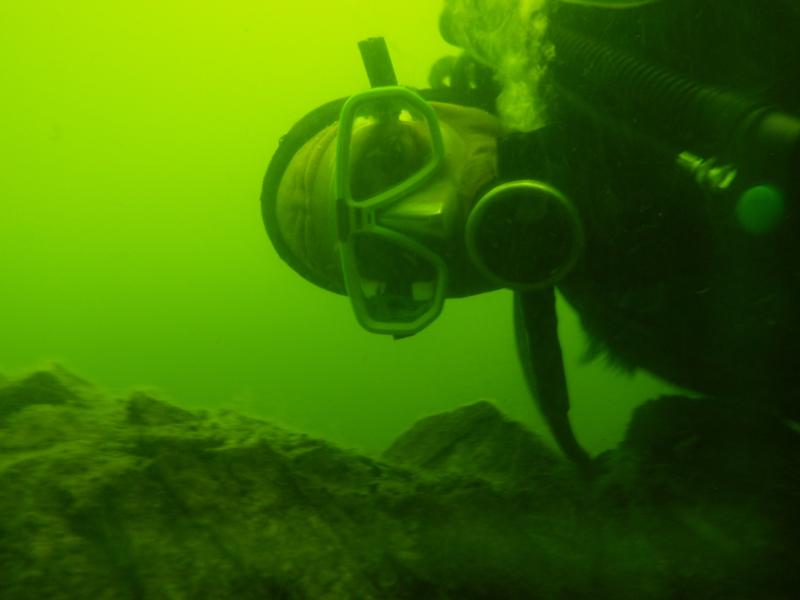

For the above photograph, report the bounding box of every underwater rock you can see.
[0,369,82,424]
[0,368,588,599]
[125,391,198,426]
[593,395,800,599]
[0,368,797,599]
[384,400,574,494]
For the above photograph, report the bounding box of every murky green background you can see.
[0,0,682,456]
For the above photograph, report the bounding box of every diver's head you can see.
[262,88,504,332]
[262,40,583,337]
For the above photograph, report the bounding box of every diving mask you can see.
[334,86,451,336]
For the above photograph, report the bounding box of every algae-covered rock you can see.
[0,368,797,599]
[592,395,800,599]
[0,368,587,599]
[0,369,82,424]
[384,400,562,484]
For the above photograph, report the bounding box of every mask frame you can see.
[334,86,449,336]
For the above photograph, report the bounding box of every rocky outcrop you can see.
[0,368,797,599]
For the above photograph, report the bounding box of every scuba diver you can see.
[261,0,800,472]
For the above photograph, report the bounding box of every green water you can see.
[0,0,681,457]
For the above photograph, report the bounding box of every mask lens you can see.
[350,232,440,325]
[346,98,436,202]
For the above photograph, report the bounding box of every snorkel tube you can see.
[358,37,398,87]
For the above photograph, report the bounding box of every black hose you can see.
[549,25,800,186]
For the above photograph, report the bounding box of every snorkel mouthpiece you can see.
[465,180,585,290]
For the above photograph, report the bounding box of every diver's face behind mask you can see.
[333,87,500,336]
